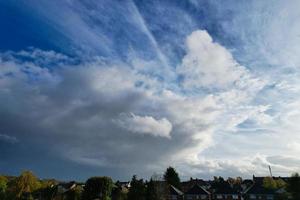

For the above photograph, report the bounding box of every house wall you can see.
[244,194,275,200]
[185,194,210,200]
[212,194,241,200]
[167,194,184,200]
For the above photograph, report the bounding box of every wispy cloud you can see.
[129,0,170,69]
[0,134,18,144]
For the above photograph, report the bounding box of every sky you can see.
[1,0,300,181]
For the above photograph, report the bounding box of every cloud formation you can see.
[0,29,277,179]
[115,113,172,138]
[1,0,300,180]
[178,30,244,89]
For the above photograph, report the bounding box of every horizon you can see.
[1,0,300,181]
[1,168,290,183]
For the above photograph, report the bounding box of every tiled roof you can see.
[170,185,184,195]
[211,183,239,194]
[186,184,210,195]
[181,179,210,192]
[245,184,276,195]
[246,176,289,195]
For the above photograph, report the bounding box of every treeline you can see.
[0,167,179,200]
[0,171,58,200]
[1,167,300,200]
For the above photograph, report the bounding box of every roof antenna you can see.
[268,165,273,177]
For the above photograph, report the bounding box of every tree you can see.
[112,183,127,200]
[263,177,286,190]
[65,185,83,200]
[0,176,8,199]
[287,173,300,200]
[263,177,277,189]
[127,175,146,200]
[213,176,225,183]
[211,176,230,192]
[83,176,113,200]
[37,179,58,200]
[227,177,242,186]
[10,171,41,200]
[146,179,160,200]
[227,177,243,192]
[275,178,286,188]
[163,167,181,189]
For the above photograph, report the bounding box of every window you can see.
[267,195,274,200]
[200,195,207,199]
[171,195,177,200]
[217,194,223,199]
[250,194,256,199]
[232,195,239,199]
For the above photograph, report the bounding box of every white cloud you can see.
[220,0,300,69]
[1,28,293,179]
[177,30,246,89]
[176,153,300,179]
[115,113,172,138]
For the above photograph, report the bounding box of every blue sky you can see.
[1,0,300,181]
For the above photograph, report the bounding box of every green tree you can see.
[275,178,286,188]
[227,177,242,186]
[5,177,17,200]
[263,177,286,190]
[37,179,57,200]
[263,177,277,189]
[83,176,113,200]
[65,185,83,200]
[213,176,225,183]
[0,176,8,199]
[163,167,181,189]
[287,173,300,200]
[146,179,160,200]
[128,175,146,200]
[112,184,127,200]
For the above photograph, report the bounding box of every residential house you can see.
[52,181,84,200]
[182,178,211,192]
[243,183,277,200]
[167,185,184,200]
[243,176,290,200]
[211,182,241,200]
[185,184,211,200]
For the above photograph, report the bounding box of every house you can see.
[211,182,241,200]
[167,185,184,200]
[185,184,211,200]
[243,176,290,200]
[112,182,129,200]
[52,181,84,200]
[241,180,254,192]
[116,181,131,189]
[243,183,277,200]
[182,178,211,192]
